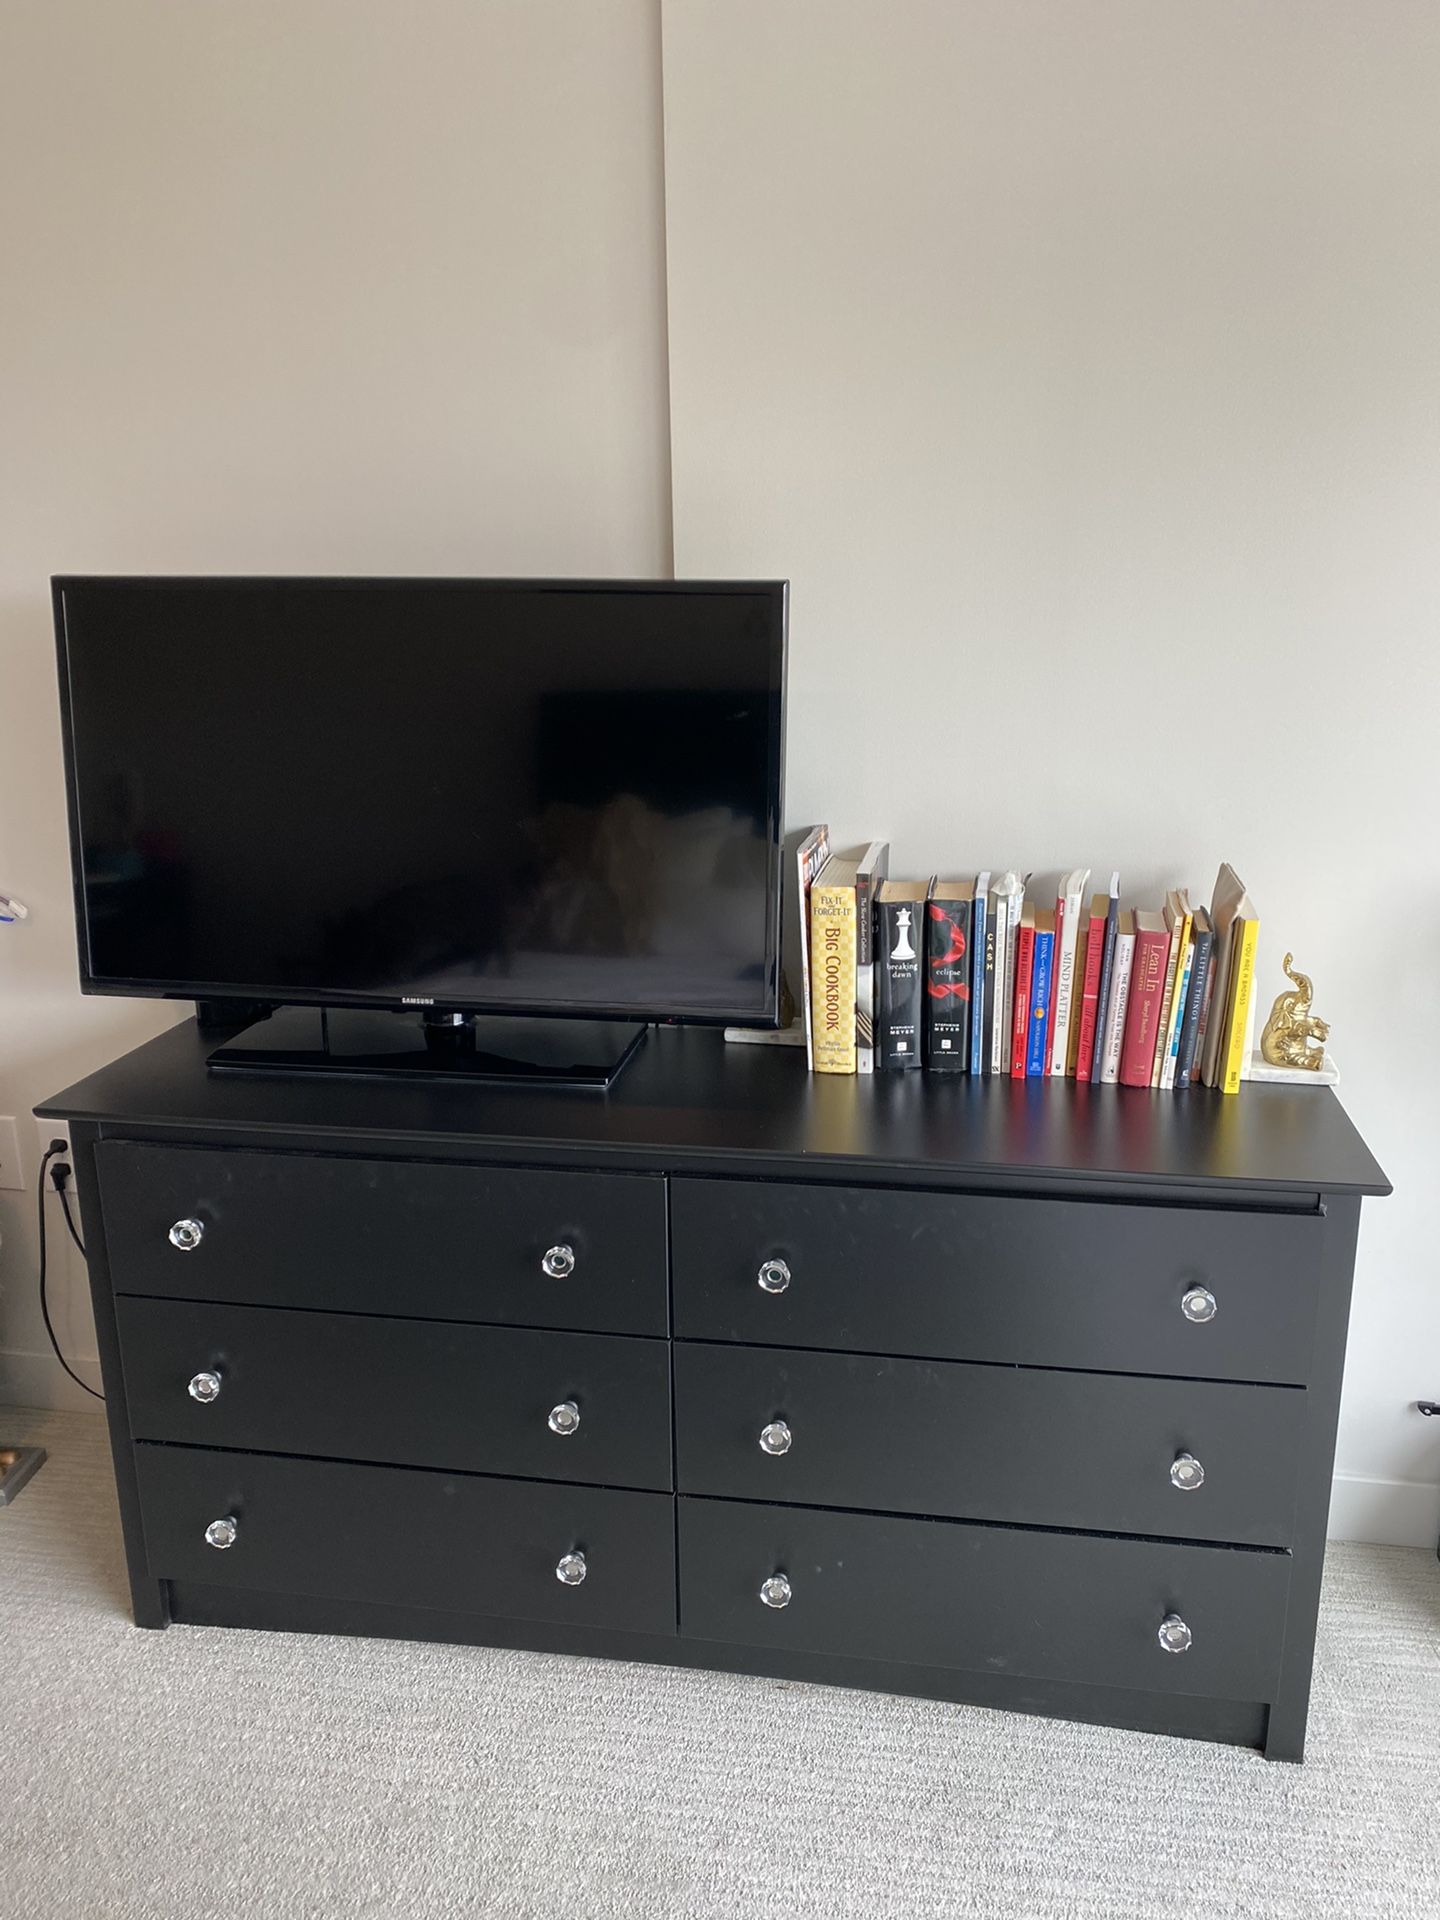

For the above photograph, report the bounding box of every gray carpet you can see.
[2,1409,1437,1920]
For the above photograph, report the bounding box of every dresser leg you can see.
[1262,1698,1307,1763]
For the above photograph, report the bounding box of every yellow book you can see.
[809,856,859,1073]
[1220,913,1260,1094]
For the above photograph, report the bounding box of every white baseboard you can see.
[1327,1472,1440,1549]
[0,1346,104,1414]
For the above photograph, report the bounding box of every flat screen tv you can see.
[53,577,787,1078]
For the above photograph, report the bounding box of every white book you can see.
[1049,867,1090,1076]
[1159,938,1194,1090]
[1099,916,1136,1085]
[991,871,1025,1074]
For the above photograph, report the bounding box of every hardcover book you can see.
[1074,889,1110,1082]
[1088,874,1122,1080]
[994,870,1028,1075]
[1025,909,1056,1078]
[1220,904,1261,1095]
[1174,907,1214,1090]
[853,840,891,1074]
[925,878,974,1072]
[1120,910,1170,1087]
[1009,905,1036,1079]
[1098,911,1136,1085]
[1049,868,1090,1076]
[1155,888,1194,1090]
[969,873,990,1074]
[875,879,929,1071]
[809,853,861,1074]
[1200,863,1252,1088]
[795,825,831,1071]
[1161,936,1194,1091]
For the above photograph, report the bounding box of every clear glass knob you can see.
[1181,1286,1217,1324]
[188,1371,222,1404]
[1158,1612,1193,1654]
[204,1516,238,1550]
[759,1573,792,1610]
[541,1244,576,1279]
[1170,1451,1205,1491]
[555,1550,587,1586]
[759,1420,792,1456]
[757,1258,791,1295]
[169,1218,204,1252]
[548,1399,581,1437]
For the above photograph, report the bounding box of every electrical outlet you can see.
[35,1116,71,1168]
[0,1116,22,1190]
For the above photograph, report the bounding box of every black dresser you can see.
[40,1021,1389,1762]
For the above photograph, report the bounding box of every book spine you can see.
[1049,891,1083,1076]
[968,891,988,1073]
[854,863,878,1075]
[1009,924,1035,1078]
[1025,930,1054,1077]
[1174,930,1214,1089]
[925,896,971,1072]
[1160,939,1194,1091]
[1074,910,1107,1082]
[875,900,923,1071]
[990,895,1010,1075]
[1150,926,1182,1088]
[810,883,857,1074]
[1099,933,1135,1084]
[980,913,997,1072]
[1090,901,1121,1080]
[1120,926,1170,1086]
[1221,919,1260,1094]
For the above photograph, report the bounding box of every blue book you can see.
[1026,912,1056,1078]
[969,874,990,1073]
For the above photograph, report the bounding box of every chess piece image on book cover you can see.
[1261,955,1331,1071]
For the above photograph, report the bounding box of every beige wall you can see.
[2,1,1434,1543]
[663,1,1440,1543]
[0,0,671,1404]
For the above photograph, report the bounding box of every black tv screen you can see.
[53,577,787,1025]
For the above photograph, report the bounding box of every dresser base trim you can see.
[165,1579,1275,1757]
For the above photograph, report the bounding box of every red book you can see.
[1119,910,1170,1086]
[1009,908,1036,1078]
[1073,891,1109,1082]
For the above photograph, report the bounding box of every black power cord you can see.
[37,1141,103,1402]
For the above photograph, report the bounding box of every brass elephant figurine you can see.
[1260,953,1330,1070]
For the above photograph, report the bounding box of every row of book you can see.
[799,832,1260,1094]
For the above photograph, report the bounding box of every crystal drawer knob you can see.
[204,1516,238,1550]
[1181,1286,1217,1324]
[555,1551,587,1586]
[541,1244,575,1280]
[169,1218,204,1252]
[548,1399,581,1437]
[759,1573,792,1610]
[757,1258,791,1295]
[1170,1451,1205,1491]
[188,1371,222,1404]
[1157,1612,1192,1654]
[759,1420,792,1456]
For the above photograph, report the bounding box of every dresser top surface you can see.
[38,1018,1391,1199]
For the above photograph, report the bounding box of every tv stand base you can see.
[205,1005,646,1088]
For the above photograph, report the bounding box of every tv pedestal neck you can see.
[204,1005,648,1089]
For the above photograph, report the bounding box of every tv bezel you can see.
[52,574,788,1029]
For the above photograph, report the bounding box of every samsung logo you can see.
[402,996,434,1005]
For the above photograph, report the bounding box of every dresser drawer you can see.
[675,1343,1302,1546]
[671,1178,1320,1383]
[98,1142,667,1336]
[118,1297,672,1491]
[678,1498,1289,1701]
[136,1445,677,1634]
